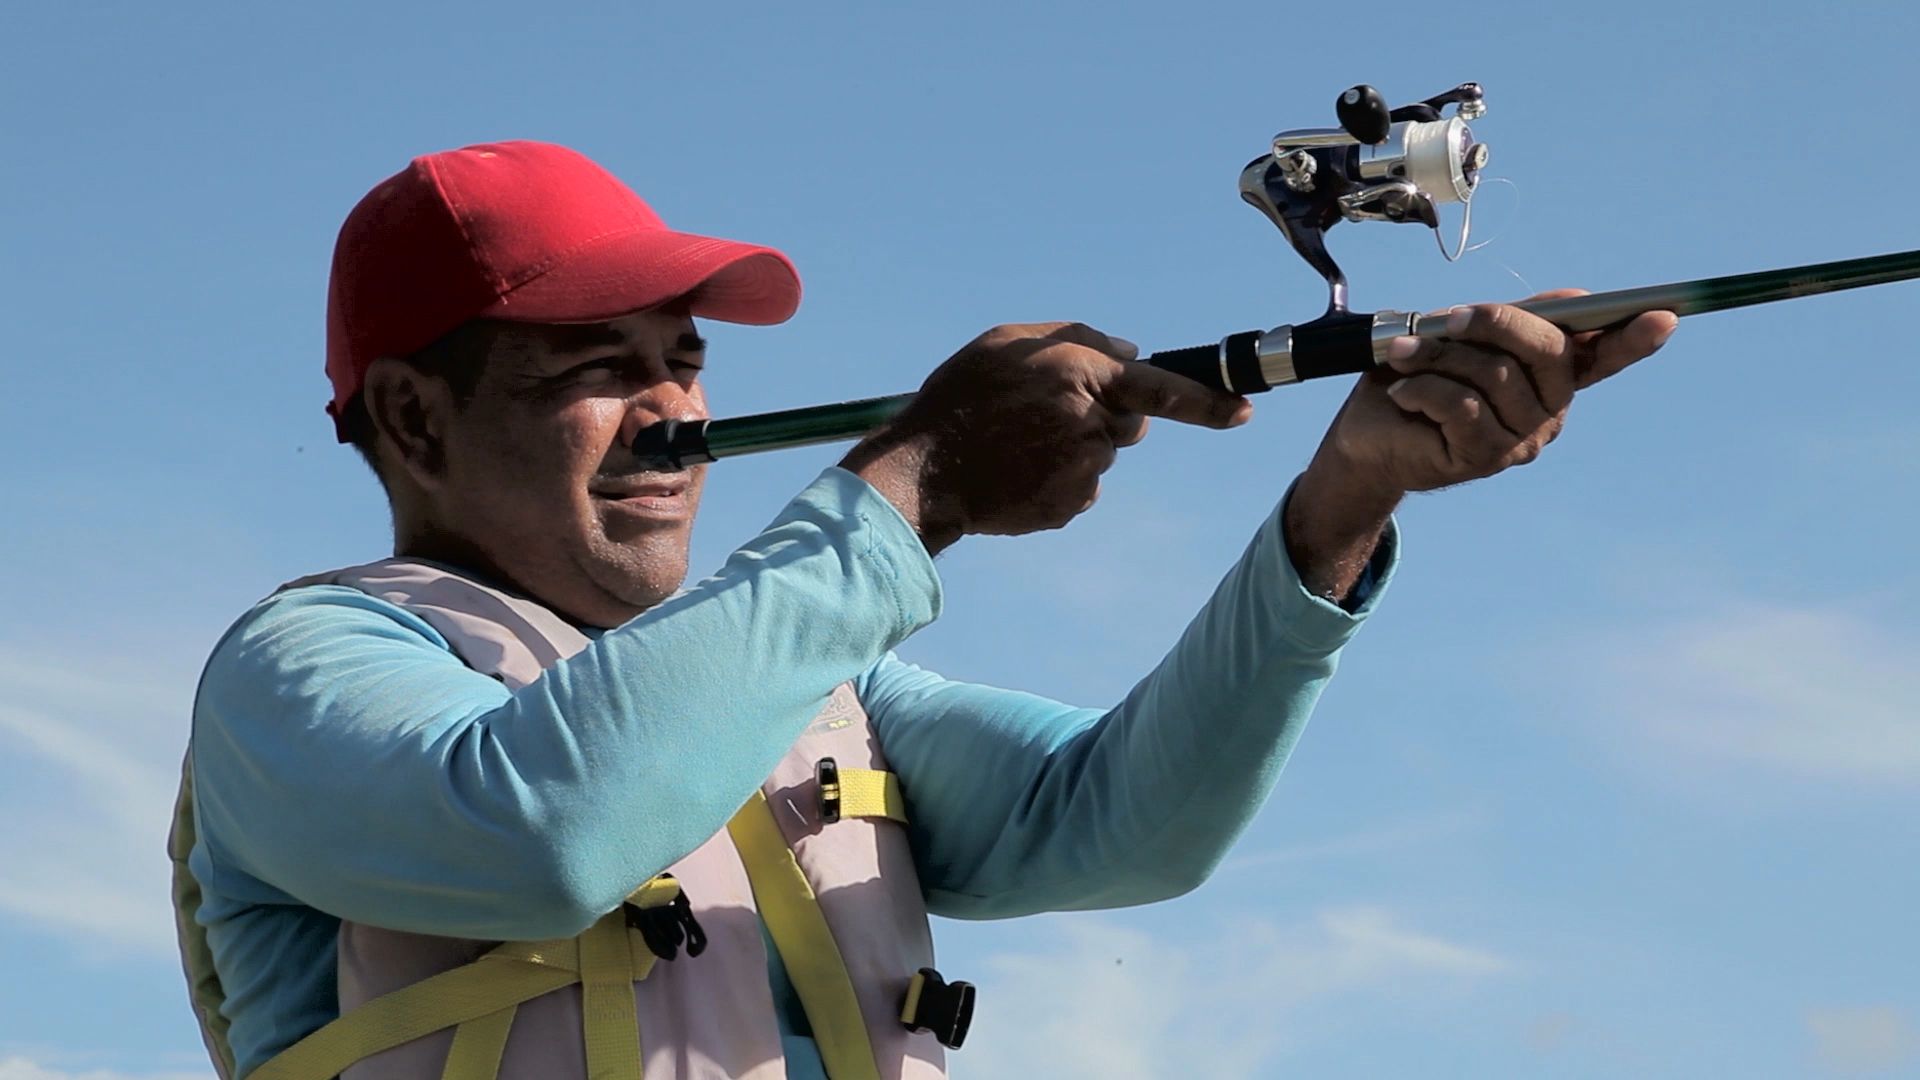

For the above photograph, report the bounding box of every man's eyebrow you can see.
[535,326,708,357]
[540,323,628,354]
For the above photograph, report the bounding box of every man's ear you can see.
[361,357,456,487]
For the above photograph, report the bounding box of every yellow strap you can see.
[897,973,926,1026]
[626,875,682,908]
[728,793,882,1080]
[578,911,645,1080]
[835,769,907,824]
[169,764,239,1080]
[440,1005,517,1080]
[486,937,578,966]
[248,955,578,1080]
[257,910,662,1080]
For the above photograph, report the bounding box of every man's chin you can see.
[581,549,688,615]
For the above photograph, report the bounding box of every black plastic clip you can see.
[816,757,842,824]
[900,966,975,1050]
[625,876,708,962]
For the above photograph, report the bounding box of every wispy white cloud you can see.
[0,1058,208,1080]
[1806,1006,1919,1075]
[1546,603,1920,786]
[962,907,1510,1079]
[0,647,195,956]
[1290,907,1511,981]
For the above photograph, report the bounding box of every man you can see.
[172,140,1674,1080]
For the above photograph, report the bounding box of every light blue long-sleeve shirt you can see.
[187,467,1395,1078]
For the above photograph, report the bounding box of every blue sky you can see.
[4,2,1918,1077]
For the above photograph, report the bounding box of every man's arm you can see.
[861,482,1395,918]
[193,323,1245,945]
[860,297,1676,915]
[191,469,938,941]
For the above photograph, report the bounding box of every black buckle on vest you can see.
[900,967,975,1049]
[624,878,708,962]
[816,757,842,824]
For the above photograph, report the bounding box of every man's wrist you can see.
[1285,449,1403,606]
[840,432,964,556]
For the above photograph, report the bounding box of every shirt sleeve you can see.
[191,468,940,941]
[859,480,1398,919]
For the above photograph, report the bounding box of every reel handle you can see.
[1335,85,1392,144]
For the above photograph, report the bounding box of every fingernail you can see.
[1112,336,1141,360]
[1386,378,1410,401]
[1445,306,1474,336]
[1384,336,1420,362]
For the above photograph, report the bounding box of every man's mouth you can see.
[591,477,692,520]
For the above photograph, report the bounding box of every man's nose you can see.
[618,378,707,449]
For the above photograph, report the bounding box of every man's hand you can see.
[1287,292,1679,603]
[843,322,1251,554]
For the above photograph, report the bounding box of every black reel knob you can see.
[1336,84,1392,145]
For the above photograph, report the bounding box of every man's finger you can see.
[1573,311,1679,389]
[1386,373,1513,472]
[1104,409,1150,448]
[1381,338,1549,442]
[1077,429,1120,477]
[1434,303,1575,413]
[1043,321,1140,362]
[1102,361,1252,429]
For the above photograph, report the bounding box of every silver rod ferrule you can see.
[1255,325,1297,387]
[1371,311,1417,364]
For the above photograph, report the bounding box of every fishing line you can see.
[626,84,1920,470]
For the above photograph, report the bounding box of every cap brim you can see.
[481,227,801,326]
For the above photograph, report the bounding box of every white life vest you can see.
[170,558,972,1080]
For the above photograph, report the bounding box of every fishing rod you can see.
[633,83,1920,470]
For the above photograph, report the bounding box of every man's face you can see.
[431,308,710,628]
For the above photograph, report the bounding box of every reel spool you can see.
[1244,83,1489,316]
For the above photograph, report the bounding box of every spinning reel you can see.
[1082,79,1497,399]
[1138,82,1496,398]
[1245,82,1489,317]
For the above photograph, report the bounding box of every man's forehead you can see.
[492,310,703,360]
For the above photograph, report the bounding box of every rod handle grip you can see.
[1143,331,1268,394]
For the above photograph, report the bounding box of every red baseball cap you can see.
[324,140,801,439]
